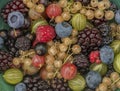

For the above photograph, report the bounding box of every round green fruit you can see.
[31,18,48,33]
[110,40,120,55]
[71,13,87,31]
[114,53,120,73]
[68,74,86,91]
[3,68,23,85]
[90,63,107,76]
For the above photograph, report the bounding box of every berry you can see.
[32,55,45,68]
[90,0,98,7]
[36,25,56,43]
[48,46,58,56]
[15,36,31,51]
[7,11,25,28]
[34,43,47,56]
[50,78,71,91]
[78,28,102,55]
[97,23,110,37]
[0,37,4,49]
[61,37,72,46]
[1,0,28,22]
[15,83,26,91]
[89,51,101,64]
[46,64,54,72]
[86,71,102,89]
[55,15,64,23]
[23,76,53,91]
[85,10,94,20]
[0,30,7,40]
[73,54,89,74]
[59,43,68,52]
[55,22,72,38]
[72,44,81,54]
[61,12,71,21]
[54,60,62,68]
[0,51,14,71]
[35,4,45,13]
[102,77,112,86]
[100,45,114,64]
[60,62,77,80]
[110,72,119,81]
[94,10,104,19]
[115,9,120,24]
[102,36,113,45]
[98,83,108,91]
[105,10,114,20]
[45,55,55,64]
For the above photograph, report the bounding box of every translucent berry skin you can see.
[115,10,120,24]
[55,22,72,38]
[60,62,77,80]
[46,4,62,19]
[100,45,114,64]
[32,55,45,68]
[15,83,26,91]
[86,71,102,89]
[7,11,24,28]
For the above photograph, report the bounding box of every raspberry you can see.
[89,51,101,64]
[35,25,56,43]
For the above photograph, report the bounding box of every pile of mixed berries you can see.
[1,0,120,91]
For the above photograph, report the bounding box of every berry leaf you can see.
[0,0,11,30]
[0,73,14,91]
[110,0,120,8]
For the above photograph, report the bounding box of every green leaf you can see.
[0,73,14,91]
[110,0,120,8]
[0,0,11,30]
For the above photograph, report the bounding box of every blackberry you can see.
[1,0,28,22]
[74,0,90,6]
[0,51,14,71]
[102,36,113,45]
[5,37,19,57]
[78,28,102,55]
[90,18,107,26]
[15,36,31,51]
[97,23,110,37]
[23,76,53,91]
[73,54,90,75]
[50,78,71,91]
[105,64,115,77]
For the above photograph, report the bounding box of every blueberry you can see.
[86,71,102,89]
[34,43,47,56]
[100,45,114,64]
[115,9,120,24]
[55,22,72,38]
[7,11,24,28]
[15,83,26,91]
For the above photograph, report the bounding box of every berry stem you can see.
[20,51,35,58]
[110,77,120,87]
[63,53,74,64]
[67,45,71,54]
[53,53,74,78]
